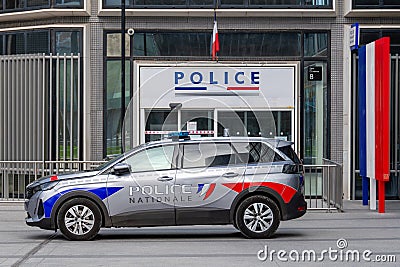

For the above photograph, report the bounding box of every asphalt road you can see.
[0,201,399,267]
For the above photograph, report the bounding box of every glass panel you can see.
[104,0,129,6]
[56,31,81,54]
[233,142,283,164]
[27,0,49,7]
[144,110,178,142]
[304,33,328,57]
[134,0,186,5]
[273,111,292,141]
[5,33,24,54]
[132,32,301,58]
[106,60,130,156]
[189,0,214,6]
[6,0,25,9]
[303,61,327,164]
[382,30,400,45]
[0,36,3,55]
[5,35,16,54]
[183,143,235,168]
[217,111,277,138]
[139,32,209,57]
[304,0,330,5]
[384,0,400,5]
[26,31,49,54]
[15,33,24,54]
[181,110,214,137]
[359,30,380,46]
[219,32,301,57]
[0,0,3,9]
[354,0,379,5]
[249,0,300,5]
[220,0,244,6]
[125,145,175,173]
[107,33,130,57]
[55,0,82,6]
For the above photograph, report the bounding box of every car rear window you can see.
[232,142,284,164]
[278,145,301,164]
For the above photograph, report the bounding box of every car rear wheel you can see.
[57,198,102,241]
[235,195,280,239]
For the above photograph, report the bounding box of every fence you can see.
[1,160,343,211]
[0,161,104,201]
[304,159,343,211]
[0,53,82,162]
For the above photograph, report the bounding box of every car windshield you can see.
[93,144,147,171]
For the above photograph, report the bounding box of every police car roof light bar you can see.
[168,131,190,141]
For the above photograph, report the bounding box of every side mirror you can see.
[112,163,131,176]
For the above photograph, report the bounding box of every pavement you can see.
[0,200,399,267]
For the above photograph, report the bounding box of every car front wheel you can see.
[57,198,102,241]
[235,195,280,239]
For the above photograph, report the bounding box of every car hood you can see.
[26,170,99,188]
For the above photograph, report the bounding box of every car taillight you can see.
[282,164,303,174]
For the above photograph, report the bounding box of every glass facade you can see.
[104,30,330,162]
[353,0,400,8]
[0,29,82,55]
[0,0,82,12]
[103,0,331,8]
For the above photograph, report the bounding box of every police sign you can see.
[137,63,297,109]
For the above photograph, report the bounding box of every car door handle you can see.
[222,172,239,178]
[157,176,173,181]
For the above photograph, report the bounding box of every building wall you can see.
[2,0,400,199]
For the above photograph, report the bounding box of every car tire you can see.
[235,195,280,239]
[57,198,102,241]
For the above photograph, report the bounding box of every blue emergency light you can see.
[167,131,190,140]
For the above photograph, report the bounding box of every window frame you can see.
[179,142,239,169]
[123,144,178,173]
[102,0,332,9]
[0,0,83,13]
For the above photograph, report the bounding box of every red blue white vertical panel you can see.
[358,37,390,181]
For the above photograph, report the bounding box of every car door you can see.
[106,144,178,227]
[174,141,245,225]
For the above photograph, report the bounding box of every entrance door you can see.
[141,109,293,145]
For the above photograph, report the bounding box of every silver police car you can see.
[25,134,306,240]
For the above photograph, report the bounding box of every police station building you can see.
[0,0,400,201]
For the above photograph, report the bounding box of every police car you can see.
[25,133,306,240]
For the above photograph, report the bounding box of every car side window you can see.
[232,142,284,164]
[182,143,236,169]
[124,145,175,173]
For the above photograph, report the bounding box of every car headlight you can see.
[31,181,59,195]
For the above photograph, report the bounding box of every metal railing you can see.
[304,159,343,211]
[1,159,344,210]
[0,161,105,201]
[0,53,82,162]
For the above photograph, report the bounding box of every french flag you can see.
[358,37,390,210]
[211,12,219,61]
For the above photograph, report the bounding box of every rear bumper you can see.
[282,192,307,221]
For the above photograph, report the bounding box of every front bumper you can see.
[25,195,55,230]
[25,217,53,230]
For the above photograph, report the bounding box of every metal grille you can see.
[0,53,82,162]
